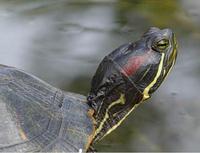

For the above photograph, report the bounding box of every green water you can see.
[0,0,200,151]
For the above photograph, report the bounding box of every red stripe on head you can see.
[121,52,151,76]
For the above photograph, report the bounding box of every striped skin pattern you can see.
[88,27,178,143]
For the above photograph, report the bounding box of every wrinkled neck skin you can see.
[87,57,144,143]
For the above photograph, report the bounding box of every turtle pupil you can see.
[158,43,167,46]
[158,43,167,49]
[153,39,169,51]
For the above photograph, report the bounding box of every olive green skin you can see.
[0,65,94,152]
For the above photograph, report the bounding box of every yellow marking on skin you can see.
[163,44,177,82]
[94,45,177,141]
[163,69,166,76]
[19,128,27,140]
[100,103,140,140]
[143,53,165,100]
[94,94,125,138]
[165,49,176,79]
[101,53,175,139]
[138,66,151,82]
[100,52,173,140]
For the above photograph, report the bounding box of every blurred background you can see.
[0,0,200,151]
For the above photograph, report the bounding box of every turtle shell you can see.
[0,65,94,152]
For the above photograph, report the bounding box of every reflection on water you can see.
[0,0,200,151]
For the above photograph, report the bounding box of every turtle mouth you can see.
[169,33,178,64]
[163,33,178,76]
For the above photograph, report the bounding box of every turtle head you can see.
[126,27,178,98]
[88,27,178,142]
[143,27,178,82]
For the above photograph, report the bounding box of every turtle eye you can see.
[153,39,169,51]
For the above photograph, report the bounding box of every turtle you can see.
[0,27,177,152]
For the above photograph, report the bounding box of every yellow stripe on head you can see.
[102,52,175,140]
[94,53,166,141]
[165,47,177,79]
[142,53,165,100]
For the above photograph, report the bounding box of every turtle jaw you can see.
[163,32,178,79]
